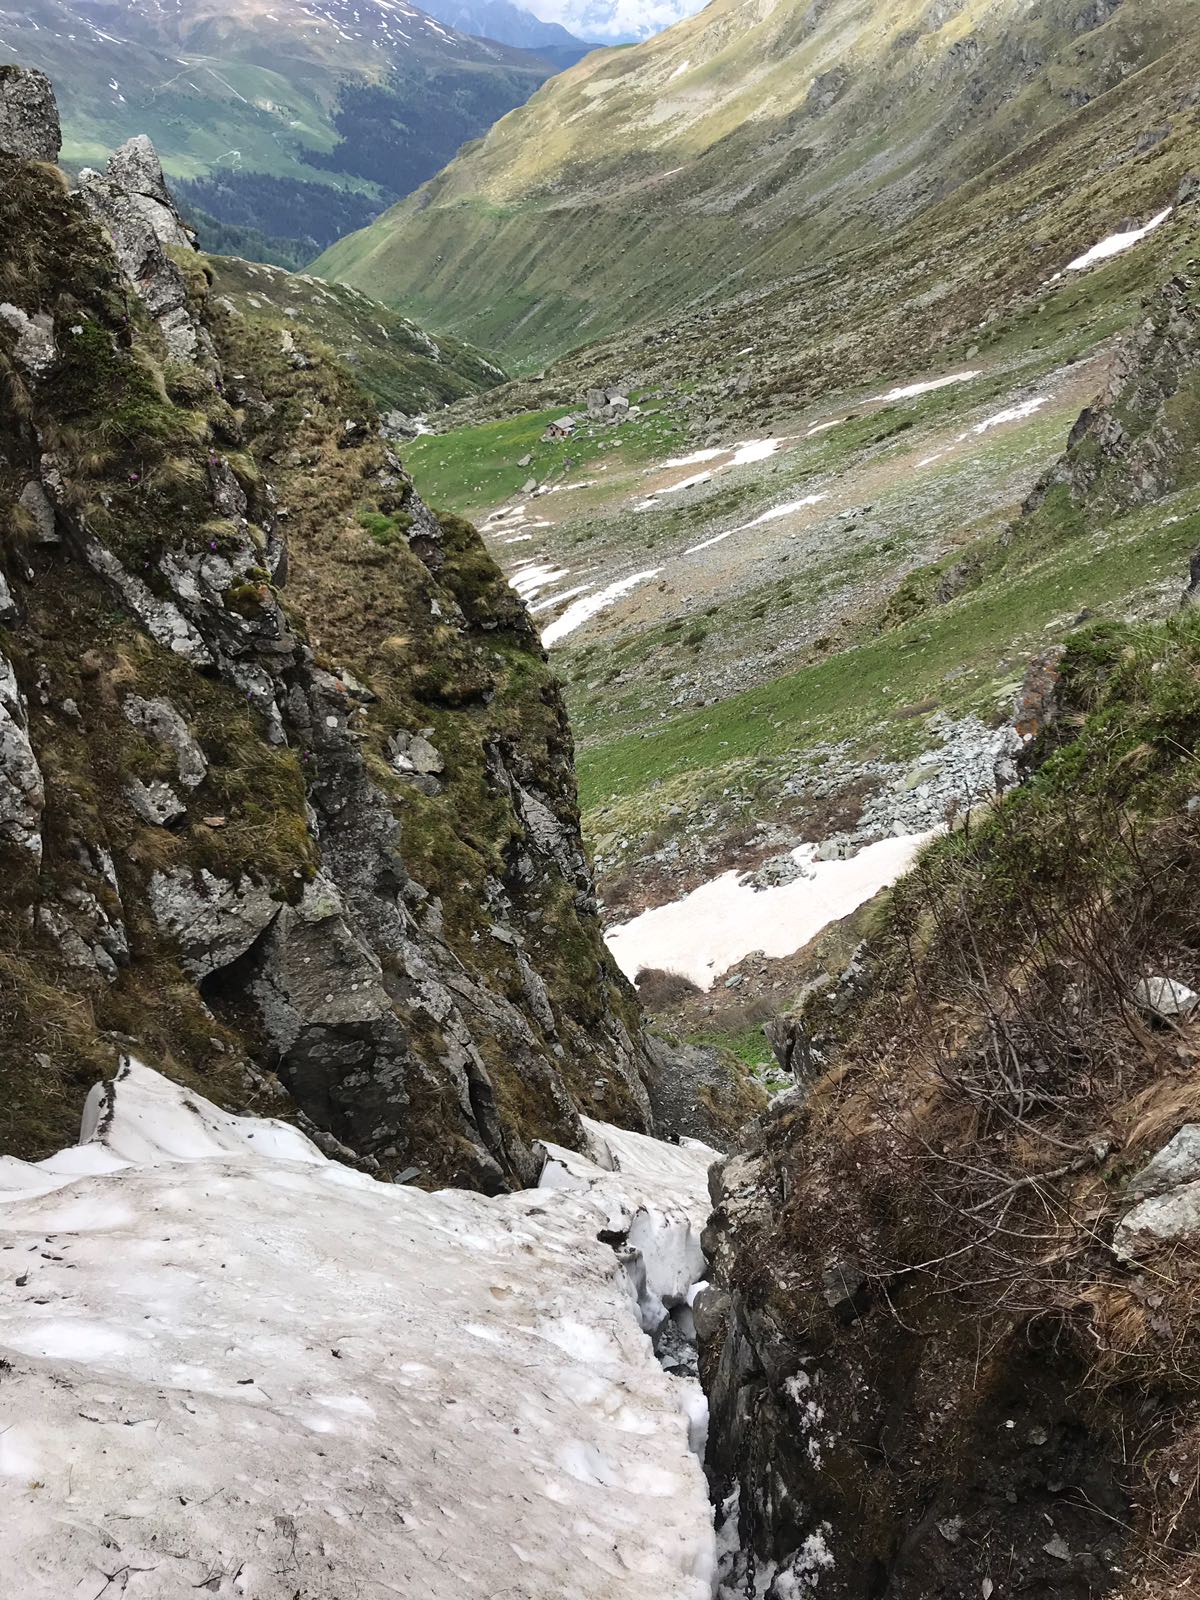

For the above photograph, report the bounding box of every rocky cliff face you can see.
[1027,266,1200,520]
[0,67,659,1190]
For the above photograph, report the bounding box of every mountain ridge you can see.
[0,0,563,264]
[315,0,1190,369]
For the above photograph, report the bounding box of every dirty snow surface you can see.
[607,831,934,989]
[0,1061,718,1600]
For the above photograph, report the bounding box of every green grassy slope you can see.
[207,256,508,413]
[316,0,1194,368]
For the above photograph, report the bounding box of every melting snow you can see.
[511,562,569,599]
[530,583,593,614]
[685,494,828,555]
[1059,207,1172,276]
[607,831,934,989]
[971,396,1050,433]
[542,569,663,646]
[0,1060,719,1600]
[728,438,781,466]
[869,371,982,403]
[659,448,725,469]
[663,470,714,494]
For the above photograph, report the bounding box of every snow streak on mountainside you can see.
[0,1059,718,1599]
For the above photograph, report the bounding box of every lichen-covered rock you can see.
[0,303,57,379]
[1114,1125,1200,1258]
[0,65,59,162]
[75,136,206,363]
[106,135,187,234]
[121,696,207,788]
[1132,973,1200,1020]
[148,868,281,979]
[17,478,58,542]
[125,777,186,827]
[37,886,129,982]
[84,541,214,666]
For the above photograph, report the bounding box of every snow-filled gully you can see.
[0,1059,729,1599]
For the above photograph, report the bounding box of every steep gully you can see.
[6,60,1196,1600]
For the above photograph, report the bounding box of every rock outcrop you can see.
[1025,270,1200,520]
[0,64,59,163]
[0,69,658,1187]
[695,291,1200,1600]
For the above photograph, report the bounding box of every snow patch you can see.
[0,1061,719,1599]
[972,396,1050,433]
[1058,207,1172,276]
[870,371,981,403]
[530,583,593,614]
[511,562,570,599]
[729,438,781,466]
[659,448,725,469]
[607,831,935,989]
[685,494,828,555]
[663,470,714,494]
[542,569,662,645]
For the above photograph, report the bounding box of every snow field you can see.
[606,831,936,989]
[0,1061,720,1600]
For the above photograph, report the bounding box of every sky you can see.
[524,0,708,41]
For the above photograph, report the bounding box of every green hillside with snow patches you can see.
[317,0,1195,368]
[0,0,560,262]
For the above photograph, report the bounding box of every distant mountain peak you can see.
[1,0,563,266]
[416,0,594,62]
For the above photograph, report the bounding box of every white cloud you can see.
[524,0,707,42]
